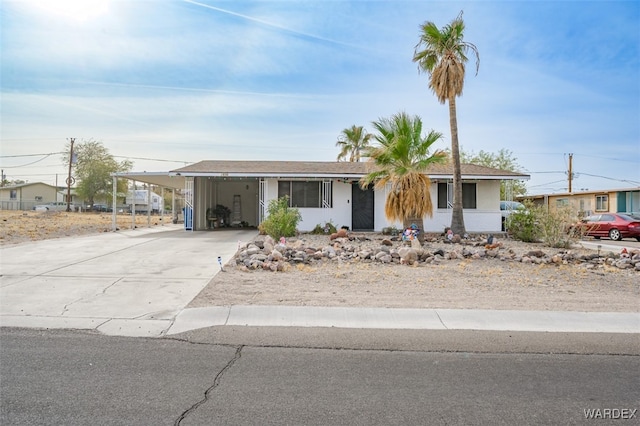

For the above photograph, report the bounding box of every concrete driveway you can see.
[0,225,257,337]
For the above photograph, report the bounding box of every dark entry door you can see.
[352,183,374,231]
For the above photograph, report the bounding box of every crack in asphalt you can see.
[174,345,244,425]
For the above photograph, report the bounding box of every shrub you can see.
[539,205,583,248]
[310,221,337,235]
[508,201,582,248]
[382,226,400,236]
[260,196,301,239]
[507,201,539,243]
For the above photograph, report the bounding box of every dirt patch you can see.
[0,210,170,245]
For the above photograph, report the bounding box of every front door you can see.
[352,183,374,231]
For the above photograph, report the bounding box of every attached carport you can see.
[111,172,186,232]
[111,171,260,232]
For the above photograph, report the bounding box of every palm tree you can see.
[360,112,447,242]
[413,11,479,235]
[336,125,372,162]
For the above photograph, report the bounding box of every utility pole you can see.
[66,138,75,212]
[567,153,573,193]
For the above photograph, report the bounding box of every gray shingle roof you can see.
[172,160,529,179]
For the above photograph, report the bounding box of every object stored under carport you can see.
[231,194,242,226]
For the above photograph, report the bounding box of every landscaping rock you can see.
[228,232,639,274]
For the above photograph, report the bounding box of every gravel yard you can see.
[188,233,640,312]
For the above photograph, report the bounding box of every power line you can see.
[527,179,567,189]
[0,152,65,158]
[112,155,190,164]
[577,173,640,185]
[0,154,61,168]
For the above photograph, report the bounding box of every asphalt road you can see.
[579,237,640,250]
[2,328,638,426]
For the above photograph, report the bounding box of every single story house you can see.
[0,182,60,210]
[518,187,640,218]
[113,160,529,234]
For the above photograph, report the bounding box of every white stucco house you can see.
[113,160,529,234]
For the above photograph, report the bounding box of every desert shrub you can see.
[310,221,337,235]
[539,206,583,248]
[260,196,301,239]
[508,201,582,248]
[507,201,539,243]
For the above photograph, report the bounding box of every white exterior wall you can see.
[374,180,502,233]
[257,178,502,233]
[426,180,501,233]
[264,179,352,231]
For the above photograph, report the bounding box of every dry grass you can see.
[0,210,170,245]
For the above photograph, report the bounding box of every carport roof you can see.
[113,160,529,189]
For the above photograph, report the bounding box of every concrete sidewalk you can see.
[1,226,638,337]
[166,306,639,336]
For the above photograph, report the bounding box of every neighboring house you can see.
[114,160,529,233]
[518,187,640,218]
[0,182,83,211]
[0,182,60,210]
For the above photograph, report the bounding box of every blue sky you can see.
[1,0,639,195]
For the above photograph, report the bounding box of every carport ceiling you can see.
[113,172,185,190]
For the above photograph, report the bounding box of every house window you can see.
[10,190,17,200]
[437,182,476,209]
[595,195,608,211]
[35,196,43,201]
[278,181,332,208]
[556,198,569,207]
[462,183,477,209]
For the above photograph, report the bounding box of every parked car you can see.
[500,201,526,231]
[91,204,112,212]
[572,213,640,241]
[33,202,74,212]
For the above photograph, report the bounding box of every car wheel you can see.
[608,229,622,241]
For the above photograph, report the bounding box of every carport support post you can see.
[131,180,136,229]
[160,187,164,226]
[147,188,151,228]
[172,189,175,222]
[112,176,117,232]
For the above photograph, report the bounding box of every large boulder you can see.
[398,247,418,265]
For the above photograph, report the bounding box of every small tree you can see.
[261,196,302,239]
[63,139,132,206]
[459,148,527,199]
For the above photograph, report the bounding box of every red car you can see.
[576,213,640,241]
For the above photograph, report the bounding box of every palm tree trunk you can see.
[448,96,466,235]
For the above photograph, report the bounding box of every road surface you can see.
[1,327,638,425]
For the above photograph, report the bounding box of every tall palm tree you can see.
[360,112,447,242]
[336,125,372,162]
[413,11,479,235]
